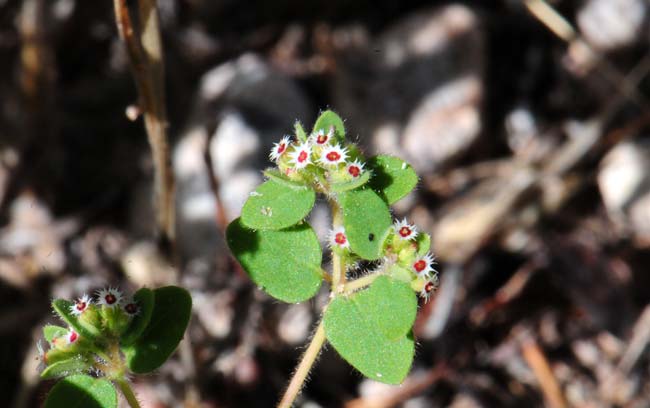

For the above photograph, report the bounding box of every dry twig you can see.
[113,0,175,246]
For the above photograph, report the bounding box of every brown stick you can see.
[521,339,568,408]
[113,0,175,246]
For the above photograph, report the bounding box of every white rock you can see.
[403,76,481,172]
[577,0,647,51]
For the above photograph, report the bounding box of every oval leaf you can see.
[44,375,117,408]
[43,325,68,344]
[122,286,192,374]
[263,169,308,189]
[324,278,416,384]
[120,288,155,346]
[241,179,315,230]
[41,356,91,380]
[361,276,417,339]
[294,121,308,142]
[339,189,392,260]
[227,218,323,303]
[52,300,100,340]
[367,155,418,204]
[416,232,431,256]
[313,110,345,143]
[329,170,371,193]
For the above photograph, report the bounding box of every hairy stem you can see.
[329,199,346,293]
[278,198,347,407]
[117,378,142,408]
[344,272,382,293]
[277,322,326,408]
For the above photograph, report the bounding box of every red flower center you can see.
[424,281,435,292]
[348,165,360,177]
[335,232,347,245]
[413,260,426,272]
[277,143,286,154]
[298,151,308,163]
[326,151,340,162]
[125,303,138,314]
[316,134,328,144]
[105,294,117,304]
[75,301,86,311]
[69,331,78,343]
[399,227,412,237]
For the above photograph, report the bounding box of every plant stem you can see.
[344,272,382,293]
[329,199,346,293]
[277,321,326,408]
[277,199,348,407]
[117,378,142,408]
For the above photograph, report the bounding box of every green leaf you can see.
[339,189,392,260]
[241,179,315,230]
[367,155,418,204]
[294,121,308,142]
[313,110,345,143]
[51,300,100,340]
[388,263,413,283]
[41,356,90,380]
[415,232,431,255]
[120,288,155,346]
[227,218,323,303]
[263,169,308,189]
[43,325,68,344]
[363,276,417,339]
[324,277,416,384]
[122,286,192,374]
[44,375,117,408]
[329,170,371,193]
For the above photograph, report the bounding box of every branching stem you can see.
[344,272,382,293]
[277,198,347,407]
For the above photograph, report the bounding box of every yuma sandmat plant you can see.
[227,110,438,407]
[38,286,191,408]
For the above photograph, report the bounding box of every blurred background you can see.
[2,0,650,406]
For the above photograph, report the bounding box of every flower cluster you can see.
[386,218,438,301]
[70,287,140,318]
[40,287,141,378]
[328,218,438,302]
[269,126,366,186]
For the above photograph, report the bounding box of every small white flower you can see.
[122,298,140,317]
[394,218,417,241]
[411,253,435,278]
[328,226,350,249]
[269,135,291,162]
[310,128,334,146]
[289,143,312,169]
[96,287,123,308]
[419,276,438,303]
[67,329,79,344]
[346,159,365,178]
[319,144,348,167]
[70,294,92,316]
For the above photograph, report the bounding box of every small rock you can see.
[577,0,647,52]
[597,140,650,242]
[277,303,312,344]
[334,5,483,171]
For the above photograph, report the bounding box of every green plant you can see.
[38,286,192,408]
[226,110,438,407]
